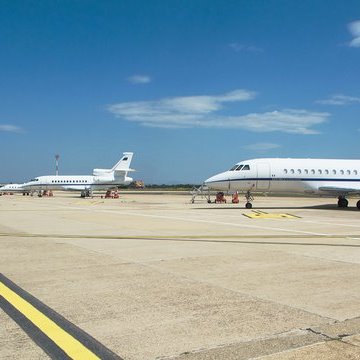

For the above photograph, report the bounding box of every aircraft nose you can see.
[204,172,227,189]
[204,175,217,186]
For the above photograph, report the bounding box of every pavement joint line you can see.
[20,201,355,237]
[66,206,330,236]
[0,232,360,240]
[1,232,360,248]
[0,273,122,360]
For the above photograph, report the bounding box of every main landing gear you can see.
[337,196,348,208]
[337,196,360,210]
[80,189,92,198]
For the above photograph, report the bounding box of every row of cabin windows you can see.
[51,180,88,183]
[284,169,358,176]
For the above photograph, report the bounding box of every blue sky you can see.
[1,0,360,184]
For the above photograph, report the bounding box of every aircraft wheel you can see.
[245,202,252,209]
[338,198,348,208]
[357,200,360,210]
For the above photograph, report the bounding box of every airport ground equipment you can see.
[190,185,211,203]
[215,192,227,203]
[232,191,239,203]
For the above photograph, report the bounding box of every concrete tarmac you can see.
[1,192,360,359]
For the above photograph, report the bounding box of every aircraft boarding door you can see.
[256,163,271,191]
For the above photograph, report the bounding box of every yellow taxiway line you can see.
[0,279,100,360]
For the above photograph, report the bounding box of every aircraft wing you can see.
[319,186,360,195]
[62,185,88,191]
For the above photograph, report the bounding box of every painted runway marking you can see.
[243,210,301,219]
[67,206,328,236]
[0,274,121,360]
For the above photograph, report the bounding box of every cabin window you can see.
[311,169,315,174]
[333,170,336,175]
[318,170,322,175]
[340,170,344,175]
[304,169,309,174]
[284,169,288,174]
[354,170,358,175]
[242,165,250,170]
[346,170,351,175]
[297,169,301,174]
[290,169,294,174]
[325,170,329,175]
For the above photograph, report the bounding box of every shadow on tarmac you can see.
[194,204,360,212]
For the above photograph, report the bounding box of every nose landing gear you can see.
[245,190,254,209]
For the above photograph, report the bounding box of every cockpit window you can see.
[242,165,250,170]
[229,164,239,171]
[236,165,243,171]
[30,178,38,182]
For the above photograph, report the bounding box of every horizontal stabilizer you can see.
[93,152,134,176]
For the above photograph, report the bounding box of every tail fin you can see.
[111,152,134,172]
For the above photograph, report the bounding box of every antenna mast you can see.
[55,154,60,176]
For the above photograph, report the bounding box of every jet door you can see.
[256,163,270,191]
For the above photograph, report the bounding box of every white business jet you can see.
[204,158,360,210]
[0,183,29,195]
[22,152,134,197]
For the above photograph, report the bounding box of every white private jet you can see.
[0,183,29,195]
[22,152,134,197]
[204,158,360,210]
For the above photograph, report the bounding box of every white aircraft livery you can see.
[0,183,27,194]
[22,152,134,197]
[204,158,360,210]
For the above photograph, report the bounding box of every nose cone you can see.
[204,172,229,190]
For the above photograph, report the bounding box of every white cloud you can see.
[242,143,281,152]
[0,124,22,133]
[108,90,328,134]
[348,20,360,47]
[127,75,151,84]
[316,94,360,105]
[229,42,263,53]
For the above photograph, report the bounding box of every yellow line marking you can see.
[244,211,300,219]
[0,281,100,360]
